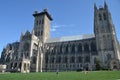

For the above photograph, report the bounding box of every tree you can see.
[95,60,102,70]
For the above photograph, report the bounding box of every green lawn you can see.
[0,71,120,80]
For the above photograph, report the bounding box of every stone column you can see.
[75,44,77,69]
[82,43,84,70]
[36,47,39,72]
[20,61,24,73]
[89,42,92,71]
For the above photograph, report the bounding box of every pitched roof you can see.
[46,34,95,43]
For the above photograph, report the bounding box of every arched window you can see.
[103,13,106,20]
[94,58,97,64]
[10,63,13,68]
[70,56,75,63]
[39,20,41,24]
[19,63,22,70]
[77,56,82,63]
[67,45,71,53]
[32,56,36,64]
[91,42,97,52]
[45,55,48,63]
[64,56,67,63]
[24,63,26,70]
[78,43,82,53]
[85,56,90,62]
[60,45,63,53]
[57,46,60,54]
[14,63,17,68]
[71,44,75,53]
[107,54,111,60]
[53,47,56,54]
[35,32,37,36]
[51,57,54,63]
[84,43,89,52]
[65,45,68,53]
[41,30,43,36]
[58,56,61,63]
[56,56,61,63]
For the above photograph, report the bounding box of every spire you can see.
[21,31,24,37]
[104,0,108,9]
[94,3,97,11]
[32,29,34,35]
[20,31,24,41]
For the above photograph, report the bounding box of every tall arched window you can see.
[65,45,68,53]
[60,45,63,53]
[94,58,97,64]
[70,56,75,63]
[91,42,97,52]
[14,63,17,68]
[71,44,75,53]
[39,20,41,24]
[68,45,71,53]
[33,56,36,64]
[85,56,90,62]
[58,56,61,63]
[103,13,106,20]
[77,56,82,63]
[19,63,22,70]
[56,56,61,63]
[51,57,54,63]
[78,43,82,53]
[64,56,67,63]
[107,54,111,60]
[84,43,89,52]
[10,63,13,68]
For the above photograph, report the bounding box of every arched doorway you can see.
[110,60,119,70]
[113,65,117,69]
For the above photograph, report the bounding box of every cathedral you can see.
[0,2,120,73]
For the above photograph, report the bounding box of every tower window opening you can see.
[41,31,43,36]
[103,13,106,20]
[36,20,38,25]
[35,32,37,36]
[99,14,102,21]
[39,20,41,24]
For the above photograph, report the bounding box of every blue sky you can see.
[0,0,120,55]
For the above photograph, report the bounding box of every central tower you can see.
[33,9,53,42]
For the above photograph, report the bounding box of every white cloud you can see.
[50,28,56,32]
[50,24,75,32]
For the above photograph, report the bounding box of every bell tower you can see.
[33,9,53,42]
[94,2,120,68]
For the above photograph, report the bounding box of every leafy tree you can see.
[95,60,102,70]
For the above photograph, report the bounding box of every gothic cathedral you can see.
[0,2,120,73]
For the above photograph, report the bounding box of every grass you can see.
[0,71,120,80]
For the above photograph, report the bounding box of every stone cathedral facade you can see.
[0,2,120,73]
